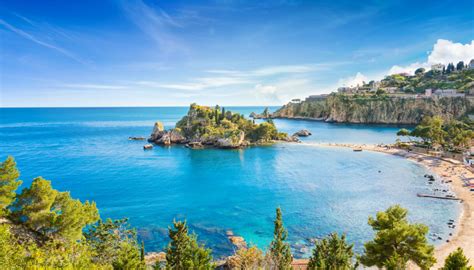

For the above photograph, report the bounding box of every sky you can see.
[1,0,474,107]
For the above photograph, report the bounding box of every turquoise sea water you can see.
[0,107,461,258]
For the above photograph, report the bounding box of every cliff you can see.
[270,94,473,124]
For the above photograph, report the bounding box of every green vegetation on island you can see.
[149,103,292,149]
[1,156,472,269]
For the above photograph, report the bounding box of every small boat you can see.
[129,136,146,141]
[353,147,363,152]
[143,144,153,150]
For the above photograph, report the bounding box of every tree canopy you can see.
[11,177,99,242]
[397,116,474,150]
[441,248,472,270]
[269,207,292,270]
[359,205,436,270]
[0,156,22,216]
[308,233,355,270]
[164,220,213,270]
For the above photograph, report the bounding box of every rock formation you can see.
[293,129,312,137]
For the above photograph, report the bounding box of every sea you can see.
[0,107,461,258]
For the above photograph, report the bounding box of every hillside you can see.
[269,94,472,124]
[262,64,474,124]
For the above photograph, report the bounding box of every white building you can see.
[291,99,301,103]
[383,87,398,94]
[433,89,465,97]
[431,63,445,72]
[308,94,328,99]
[425,89,432,96]
[337,87,353,94]
[469,59,474,70]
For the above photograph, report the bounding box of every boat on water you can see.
[353,147,363,152]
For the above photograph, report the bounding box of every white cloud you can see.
[61,84,128,90]
[141,64,321,91]
[0,18,86,64]
[388,39,474,75]
[337,72,368,87]
[207,63,342,77]
[254,78,314,103]
[428,39,474,65]
[252,65,317,76]
[388,62,429,75]
[121,0,187,53]
[137,76,254,91]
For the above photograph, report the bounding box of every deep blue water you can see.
[0,107,460,258]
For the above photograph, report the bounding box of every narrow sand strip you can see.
[302,142,474,266]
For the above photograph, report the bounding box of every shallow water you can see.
[0,107,460,258]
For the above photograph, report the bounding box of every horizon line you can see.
[0,105,282,109]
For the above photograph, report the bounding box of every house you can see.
[291,99,301,103]
[469,59,474,70]
[382,87,398,94]
[337,87,354,94]
[433,89,465,97]
[306,94,328,101]
[431,63,445,72]
[369,81,381,92]
[425,89,432,97]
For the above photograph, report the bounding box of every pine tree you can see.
[51,191,99,241]
[308,233,354,270]
[85,218,143,267]
[360,205,436,270]
[11,177,58,234]
[269,207,292,270]
[11,177,99,242]
[221,107,226,120]
[141,240,145,263]
[441,247,472,270]
[165,220,213,270]
[0,156,22,216]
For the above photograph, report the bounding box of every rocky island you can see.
[148,103,297,149]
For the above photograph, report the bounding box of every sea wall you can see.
[271,94,473,124]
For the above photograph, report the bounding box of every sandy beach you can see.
[303,142,474,266]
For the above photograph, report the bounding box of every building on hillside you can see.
[431,63,445,72]
[291,99,301,103]
[369,81,381,92]
[469,59,474,70]
[425,89,432,97]
[337,87,354,94]
[433,89,465,97]
[305,94,328,101]
[381,87,398,94]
